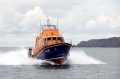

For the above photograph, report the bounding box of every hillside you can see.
[77,37,120,47]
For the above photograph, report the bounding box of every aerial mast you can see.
[57,19,58,29]
[47,16,49,26]
[40,20,41,35]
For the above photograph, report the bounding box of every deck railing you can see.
[64,39,72,45]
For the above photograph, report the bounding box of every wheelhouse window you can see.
[58,37,61,40]
[58,37,64,42]
[44,37,64,43]
[52,37,56,40]
[44,37,51,41]
[44,38,46,41]
[47,37,51,40]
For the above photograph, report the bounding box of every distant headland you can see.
[76,37,120,47]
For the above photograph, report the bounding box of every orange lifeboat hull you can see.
[47,57,65,65]
[33,43,72,65]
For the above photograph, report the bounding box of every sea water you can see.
[0,47,120,79]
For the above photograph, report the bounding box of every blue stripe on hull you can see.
[35,44,71,60]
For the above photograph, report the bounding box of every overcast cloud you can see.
[0,0,120,47]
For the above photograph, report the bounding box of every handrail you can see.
[64,39,72,44]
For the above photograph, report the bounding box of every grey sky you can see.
[0,0,120,47]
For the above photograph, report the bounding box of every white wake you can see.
[0,48,106,65]
[64,51,106,65]
[0,47,43,65]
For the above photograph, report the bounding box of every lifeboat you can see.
[30,18,72,65]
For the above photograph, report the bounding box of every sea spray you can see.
[0,47,106,65]
[0,47,43,65]
[64,51,106,64]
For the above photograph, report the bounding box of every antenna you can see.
[57,19,58,29]
[47,16,49,26]
[40,20,41,35]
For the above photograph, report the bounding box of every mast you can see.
[57,19,58,29]
[47,16,49,26]
[40,16,58,31]
[40,20,41,35]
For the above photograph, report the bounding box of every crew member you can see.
[28,47,32,57]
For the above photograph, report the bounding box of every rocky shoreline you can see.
[76,37,120,47]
